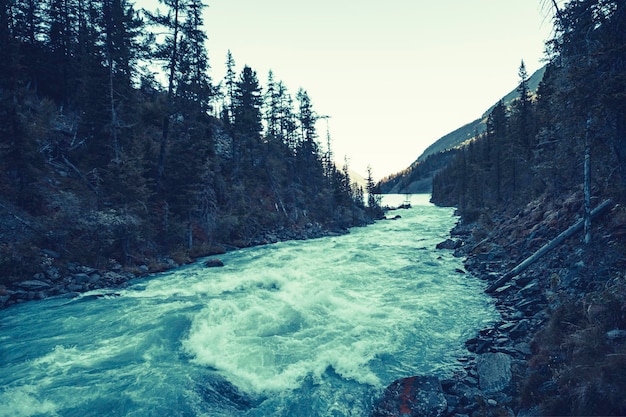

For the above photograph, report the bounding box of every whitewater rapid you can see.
[0,195,497,416]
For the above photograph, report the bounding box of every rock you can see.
[78,265,97,274]
[446,382,481,408]
[42,249,61,259]
[498,322,516,332]
[494,284,515,294]
[509,319,531,339]
[515,297,544,315]
[514,273,535,287]
[465,336,493,354]
[11,290,29,300]
[45,267,61,280]
[205,259,225,268]
[436,239,463,250]
[18,280,51,290]
[606,329,626,340]
[102,271,125,284]
[520,280,540,297]
[73,273,91,283]
[371,375,447,417]
[0,295,10,306]
[514,342,532,356]
[66,284,84,292]
[476,352,512,394]
[88,274,102,284]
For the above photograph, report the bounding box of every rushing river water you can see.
[0,195,498,417]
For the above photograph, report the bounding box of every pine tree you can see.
[232,65,263,140]
[366,165,383,218]
[264,70,280,139]
[296,88,316,145]
[0,0,18,91]
[177,0,212,113]
[223,49,236,125]
[45,0,79,102]
[486,100,507,204]
[146,0,187,190]
[276,81,298,150]
[101,0,144,162]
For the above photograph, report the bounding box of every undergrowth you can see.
[521,274,626,416]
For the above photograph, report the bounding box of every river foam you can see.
[0,195,498,416]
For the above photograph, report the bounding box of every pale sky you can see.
[145,0,555,179]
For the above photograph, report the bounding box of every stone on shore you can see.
[436,239,463,250]
[476,352,512,394]
[205,259,225,268]
[371,375,447,417]
[17,280,51,290]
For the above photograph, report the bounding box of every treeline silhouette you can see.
[431,1,626,216]
[0,0,379,281]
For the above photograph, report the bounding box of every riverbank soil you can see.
[373,193,626,416]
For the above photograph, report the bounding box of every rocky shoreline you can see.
[373,219,542,417]
[0,221,353,310]
[373,196,626,417]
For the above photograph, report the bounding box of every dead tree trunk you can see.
[584,118,592,244]
[486,199,613,293]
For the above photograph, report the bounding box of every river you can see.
[0,195,498,417]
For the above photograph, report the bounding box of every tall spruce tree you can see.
[232,65,263,140]
[222,49,236,125]
[146,0,187,190]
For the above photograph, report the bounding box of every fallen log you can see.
[485,199,613,293]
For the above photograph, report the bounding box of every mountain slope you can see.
[378,65,546,194]
[417,65,546,162]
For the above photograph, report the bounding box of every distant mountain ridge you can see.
[378,65,546,194]
[417,65,546,162]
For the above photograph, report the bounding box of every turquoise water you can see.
[0,195,497,416]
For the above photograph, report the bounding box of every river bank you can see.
[0,221,357,310]
[0,196,492,417]
[373,193,626,416]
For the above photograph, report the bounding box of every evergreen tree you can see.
[101,0,144,162]
[276,81,298,150]
[222,49,236,125]
[0,0,18,91]
[296,88,316,145]
[146,0,187,190]
[486,100,507,203]
[366,165,383,218]
[177,0,212,113]
[232,65,263,140]
[264,70,280,139]
[45,0,79,102]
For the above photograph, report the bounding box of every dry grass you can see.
[520,275,626,416]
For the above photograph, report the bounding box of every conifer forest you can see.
[0,0,380,282]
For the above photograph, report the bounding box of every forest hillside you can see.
[0,0,383,302]
[430,1,626,414]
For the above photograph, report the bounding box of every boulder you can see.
[436,239,463,250]
[73,273,91,284]
[88,274,102,284]
[606,329,626,340]
[18,280,51,290]
[205,259,225,268]
[509,319,531,339]
[476,352,512,394]
[371,375,447,417]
